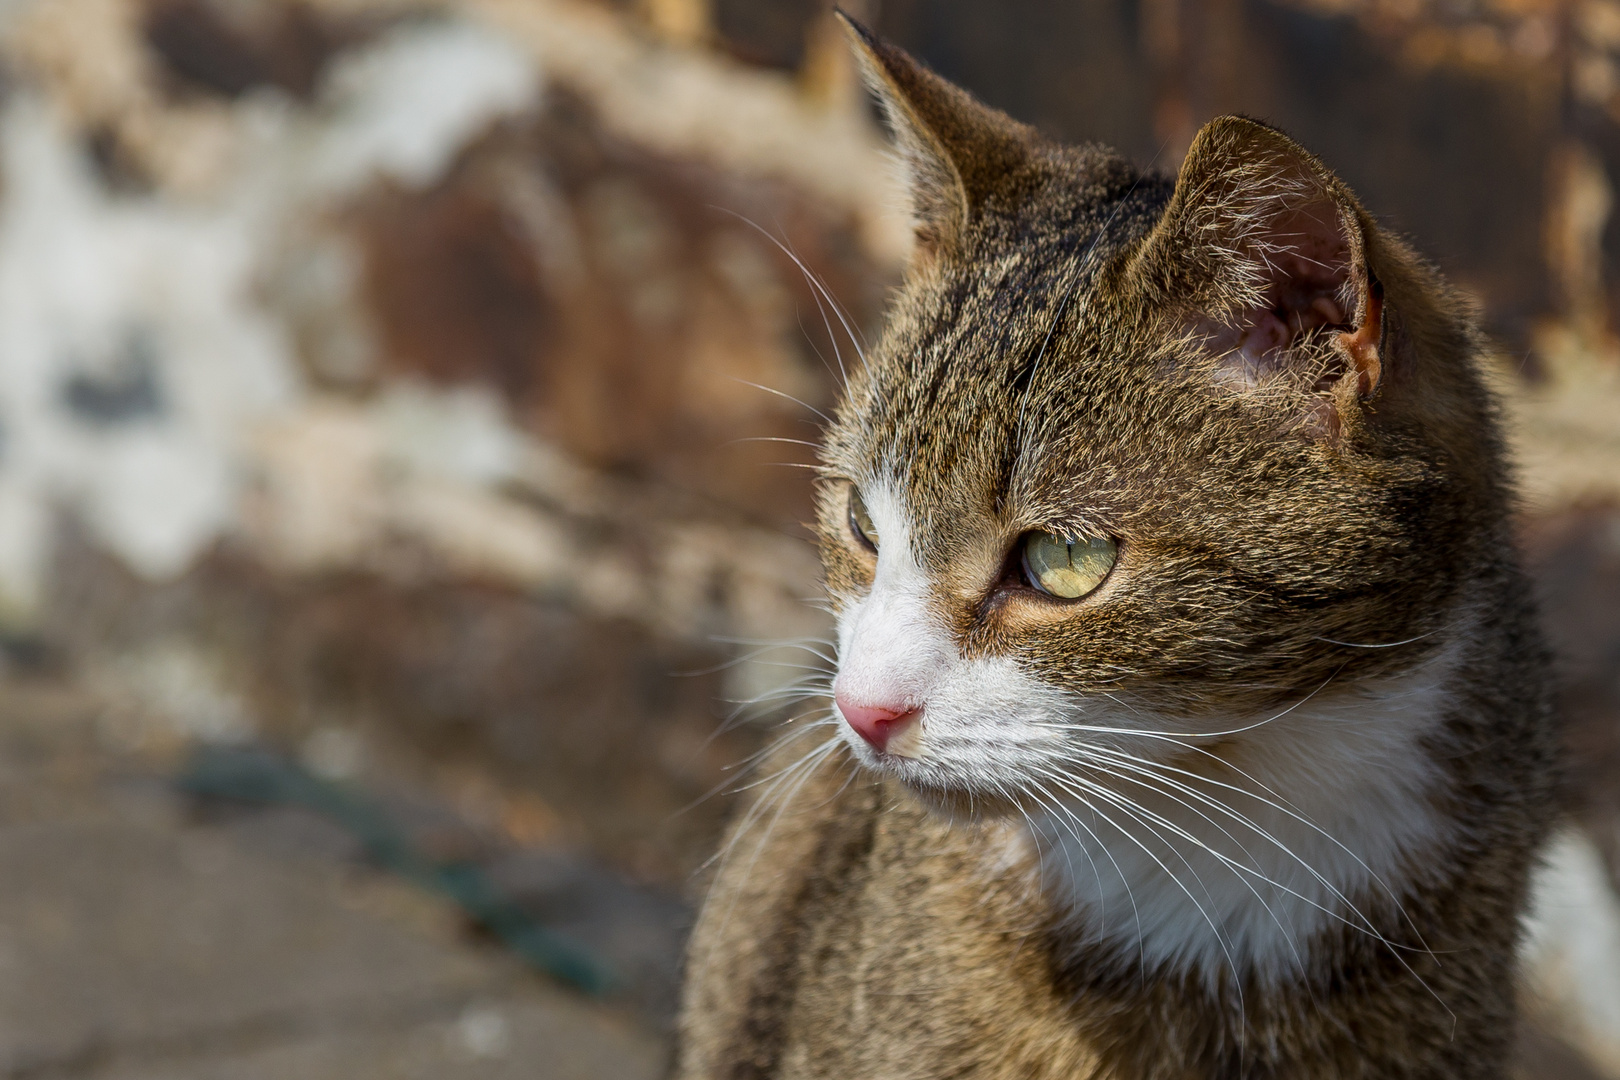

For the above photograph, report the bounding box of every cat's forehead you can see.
[830,162,1177,533]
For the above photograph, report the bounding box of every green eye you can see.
[1022,532,1115,599]
[848,488,878,551]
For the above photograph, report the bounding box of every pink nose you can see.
[836,695,920,752]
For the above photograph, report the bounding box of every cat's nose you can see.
[836,695,919,752]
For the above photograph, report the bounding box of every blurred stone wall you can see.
[0,0,908,883]
[722,0,1620,362]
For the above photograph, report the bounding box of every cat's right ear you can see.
[838,13,1038,263]
[1131,116,1391,440]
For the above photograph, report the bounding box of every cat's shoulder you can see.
[678,734,1104,1079]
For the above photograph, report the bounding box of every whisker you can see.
[1314,628,1445,649]
[1031,669,1344,743]
[710,207,869,373]
[714,688,835,738]
[804,266,851,390]
[674,721,841,863]
[1042,758,1313,975]
[1067,746,1380,937]
[678,640,836,678]
[1031,767,1258,1029]
[723,436,826,450]
[731,379,833,424]
[1028,769,1242,987]
[1029,738,1450,1017]
[708,735,845,934]
[794,303,849,392]
[1020,784,1147,974]
[1044,724,1437,960]
[704,729,840,863]
[708,634,838,649]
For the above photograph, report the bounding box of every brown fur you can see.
[677,18,1558,1079]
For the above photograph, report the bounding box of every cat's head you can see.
[816,19,1505,817]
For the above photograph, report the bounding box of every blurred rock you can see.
[0,0,872,894]
[1527,503,1620,890]
[1524,828,1620,1078]
[142,0,376,101]
[0,684,666,1079]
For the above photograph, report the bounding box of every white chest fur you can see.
[1030,653,1456,983]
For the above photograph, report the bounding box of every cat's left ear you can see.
[838,13,1040,263]
[1136,116,1385,438]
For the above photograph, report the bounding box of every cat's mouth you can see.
[860,752,1038,820]
[880,716,926,758]
[839,709,1093,818]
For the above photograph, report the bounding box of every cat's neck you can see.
[1028,640,1462,987]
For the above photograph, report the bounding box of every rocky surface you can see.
[0,682,669,1079]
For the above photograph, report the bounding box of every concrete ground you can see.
[0,682,668,1080]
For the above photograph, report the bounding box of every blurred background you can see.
[0,0,1613,1076]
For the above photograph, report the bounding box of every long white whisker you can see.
[1033,670,1345,744]
[804,266,851,390]
[1028,770,1242,988]
[685,641,834,677]
[708,735,845,935]
[708,634,838,650]
[1314,627,1445,649]
[1067,745,1385,941]
[1019,784,1148,975]
[1030,767,1254,1026]
[1042,759,1311,976]
[794,301,849,392]
[710,207,868,373]
[731,379,833,424]
[1032,741,1449,1017]
[724,435,826,450]
[1038,721,1435,959]
[704,711,838,785]
[706,730,840,860]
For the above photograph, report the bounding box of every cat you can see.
[676,15,1559,1079]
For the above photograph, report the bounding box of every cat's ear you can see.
[838,13,1038,261]
[1138,116,1385,439]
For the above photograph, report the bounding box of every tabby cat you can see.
[677,17,1558,1079]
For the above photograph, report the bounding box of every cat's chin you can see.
[901,782,1025,822]
[849,748,1031,822]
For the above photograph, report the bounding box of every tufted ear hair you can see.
[1136,116,1385,439]
[838,12,1041,263]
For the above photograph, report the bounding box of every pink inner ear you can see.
[1200,201,1355,388]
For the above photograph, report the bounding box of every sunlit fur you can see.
[678,18,1558,1080]
[833,475,1457,985]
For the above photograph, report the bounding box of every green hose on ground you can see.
[177,743,617,997]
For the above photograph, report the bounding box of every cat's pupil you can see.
[1022,532,1116,599]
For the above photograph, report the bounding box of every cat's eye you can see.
[1021,532,1115,599]
[848,488,878,551]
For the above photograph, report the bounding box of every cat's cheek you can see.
[817,538,875,597]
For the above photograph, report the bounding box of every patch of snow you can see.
[1524,827,1620,1076]
[310,18,543,194]
[92,639,256,748]
[375,382,521,487]
[0,97,294,604]
[0,14,547,618]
